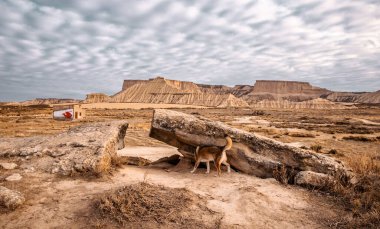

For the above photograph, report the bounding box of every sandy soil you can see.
[1,104,379,228]
[0,164,341,229]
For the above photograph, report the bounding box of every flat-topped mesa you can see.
[122,76,200,92]
[242,80,331,103]
[112,76,248,107]
[252,80,330,95]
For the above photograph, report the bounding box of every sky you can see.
[0,0,379,101]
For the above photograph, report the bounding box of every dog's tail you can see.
[223,136,233,151]
[195,146,200,157]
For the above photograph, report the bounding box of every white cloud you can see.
[0,0,379,101]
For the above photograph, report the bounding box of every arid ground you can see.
[1,104,379,228]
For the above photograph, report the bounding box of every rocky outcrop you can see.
[149,109,349,186]
[111,77,248,107]
[325,91,380,104]
[251,98,348,109]
[242,80,331,103]
[85,93,110,103]
[0,121,129,176]
[0,186,25,210]
[231,85,254,97]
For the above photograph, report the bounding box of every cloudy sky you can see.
[0,0,379,101]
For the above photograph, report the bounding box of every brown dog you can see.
[190,135,232,175]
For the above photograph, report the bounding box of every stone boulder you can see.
[0,121,129,176]
[0,186,25,209]
[294,171,332,188]
[149,109,349,185]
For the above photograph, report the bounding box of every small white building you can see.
[52,104,85,120]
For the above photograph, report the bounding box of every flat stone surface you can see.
[0,121,129,176]
[5,173,22,181]
[0,162,18,170]
[117,146,180,162]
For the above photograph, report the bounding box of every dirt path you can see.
[1,165,341,229]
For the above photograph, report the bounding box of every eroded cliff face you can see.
[85,93,110,103]
[242,80,331,103]
[111,77,248,107]
[325,91,380,104]
[84,93,110,103]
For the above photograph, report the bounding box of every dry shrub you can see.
[92,182,221,228]
[327,154,380,228]
[289,132,315,138]
[328,149,338,155]
[310,144,322,153]
[273,165,297,185]
[342,136,378,142]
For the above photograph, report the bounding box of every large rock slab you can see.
[0,121,128,176]
[149,109,348,183]
[0,186,25,209]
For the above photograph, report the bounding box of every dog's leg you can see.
[190,160,200,173]
[223,161,231,173]
[206,161,210,174]
[217,161,222,176]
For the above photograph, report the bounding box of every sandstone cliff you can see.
[85,93,110,103]
[111,77,248,107]
[242,80,331,104]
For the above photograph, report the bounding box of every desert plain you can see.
[0,102,379,228]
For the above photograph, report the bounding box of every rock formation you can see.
[242,80,331,103]
[85,93,110,103]
[325,91,380,104]
[111,77,248,107]
[149,109,349,186]
[0,121,129,176]
[0,186,25,209]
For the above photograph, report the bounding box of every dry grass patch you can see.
[92,182,222,228]
[327,154,380,228]
[288,132,315,138]
[342,135,378,142]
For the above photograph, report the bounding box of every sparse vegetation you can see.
[327,149,338,155]
[273,165,296,185]
[342,136,378,142]
[288,132,315,138]
[327,154,380,228]
[311,144,322,153]
[92,182,220,228]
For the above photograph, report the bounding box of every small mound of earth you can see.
[92,182,222,228]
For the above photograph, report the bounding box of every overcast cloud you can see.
[0,0,379,101]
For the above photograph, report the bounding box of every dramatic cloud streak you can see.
[0,0,379,101]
